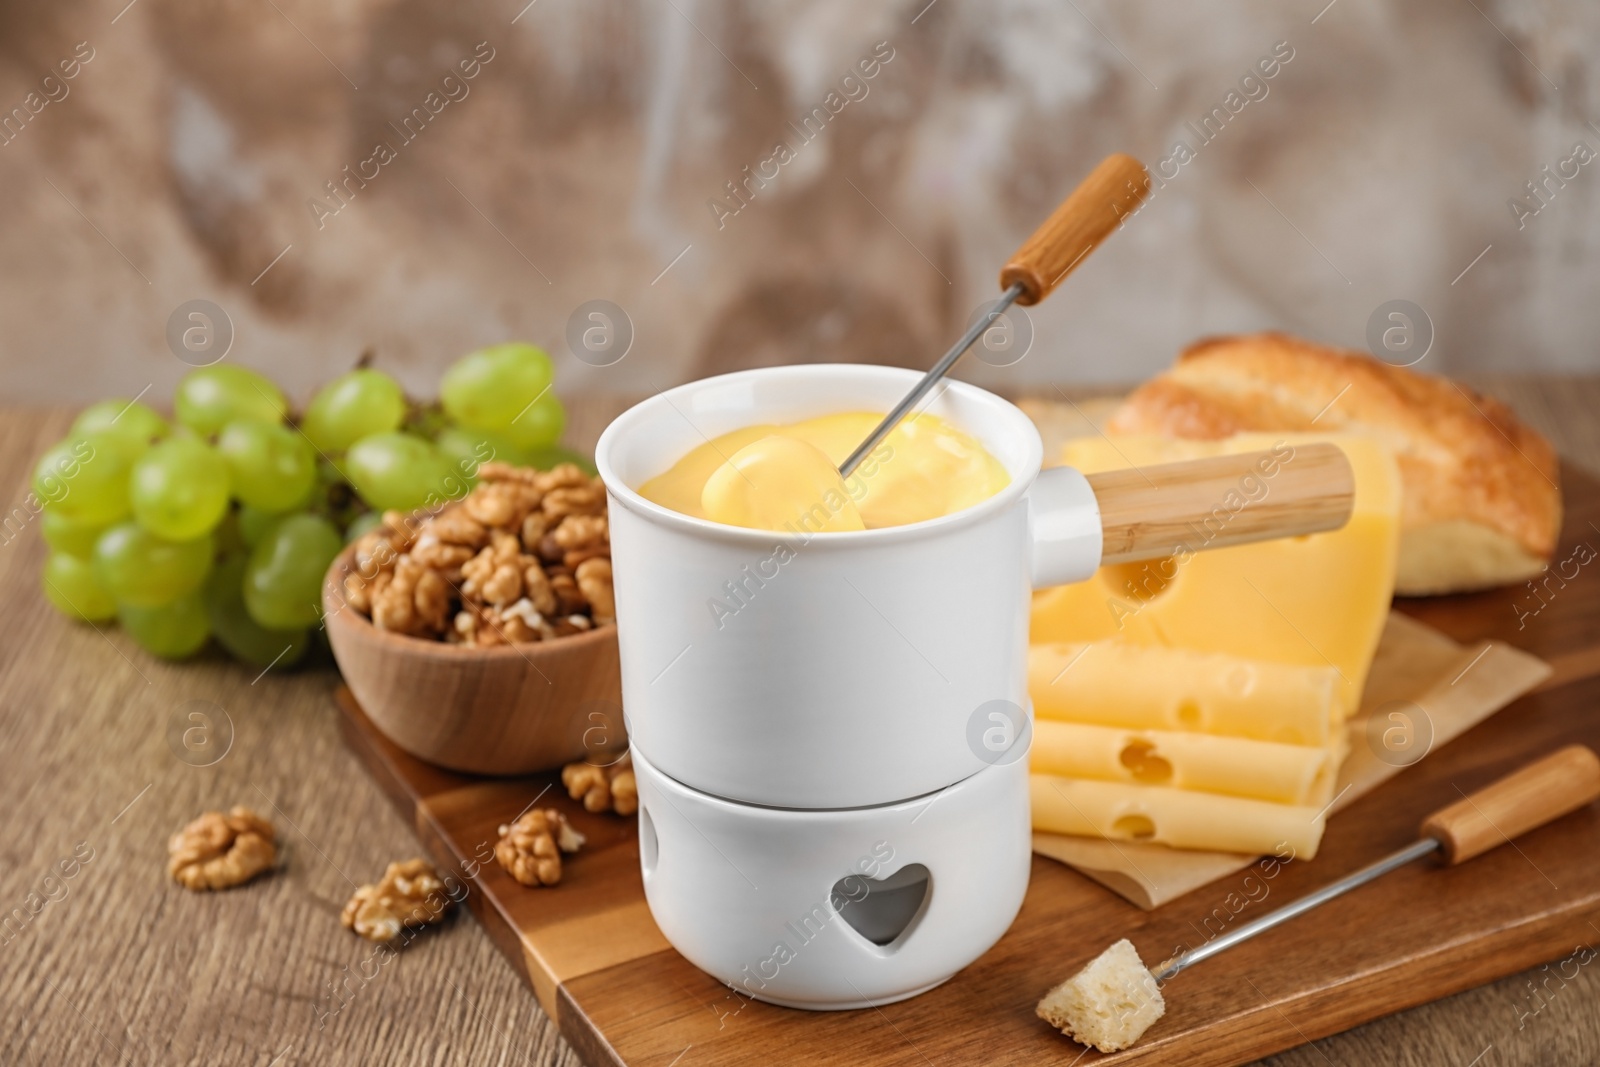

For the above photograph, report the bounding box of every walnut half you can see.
[341,859,453,942]
[168,807,277,891]
[495,809,586,887]
[561,752,636,816]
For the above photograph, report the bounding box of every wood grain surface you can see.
[2,380,1598,1067]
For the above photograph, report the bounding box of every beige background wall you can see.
[1,0,1597,408]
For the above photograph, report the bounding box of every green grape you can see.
[174,365,286,434]
[237,504,289,548]
[33,433,135,525]
[130,436,231,541]
[302,369,406,452]
[203,555,310,668]
[42,553,116,621]
[41,510,109,559]
[217,420,315,512]
[243,514,342,630]
[503,392,566,450]
[344,511,384,543]
[434,424,531,476]
[119,592,210,660]
[344,432,452,511]
[92,522,212,608]
[440,342,554,433]
[524,445,599,477]
[71,398,169,448]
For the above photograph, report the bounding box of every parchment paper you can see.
[1030,611,1552,909]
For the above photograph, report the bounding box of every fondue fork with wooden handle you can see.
[839,153,1359,557]
[1042,746,1600,1052]
[1155,744,1600,982]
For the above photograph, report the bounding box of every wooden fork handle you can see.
[999,153,1150,306]
[1421,745,1600,865]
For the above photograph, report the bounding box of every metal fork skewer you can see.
[838,282,1026,478]
[1151,837,1442,982]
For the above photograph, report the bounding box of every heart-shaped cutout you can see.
[638,805,659,877]
[830,863,931,947]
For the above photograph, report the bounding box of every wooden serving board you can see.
[337,461,1600,1067]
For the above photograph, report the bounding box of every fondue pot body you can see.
[595,365,1102,810]
[598,364,1102,1010]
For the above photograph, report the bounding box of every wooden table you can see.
[3,380,1598,1067]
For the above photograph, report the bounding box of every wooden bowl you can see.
[323,542,623,776]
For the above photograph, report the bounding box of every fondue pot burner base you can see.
[632,747,1030,1010]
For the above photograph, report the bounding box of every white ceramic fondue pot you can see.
[595,364,1354,810]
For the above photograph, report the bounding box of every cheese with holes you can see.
[1030,719,1344,806]
[1031,774,1327,858]
[1029,642,1339,746]
[1032,432,1402,717]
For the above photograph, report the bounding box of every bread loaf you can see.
[1105,332,1561,596]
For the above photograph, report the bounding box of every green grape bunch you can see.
[33,343,580,667]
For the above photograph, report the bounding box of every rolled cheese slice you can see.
[1029,641,1339,746]
[1030,719,1341,806]
[1031,774,1327,858]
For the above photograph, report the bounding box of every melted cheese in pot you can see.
[638,411,1010,532]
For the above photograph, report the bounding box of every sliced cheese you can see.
[1029,641,1337,746]
[1032,432,1401,718]
[1030,719,1341,805]
[1031,774,1326,858]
